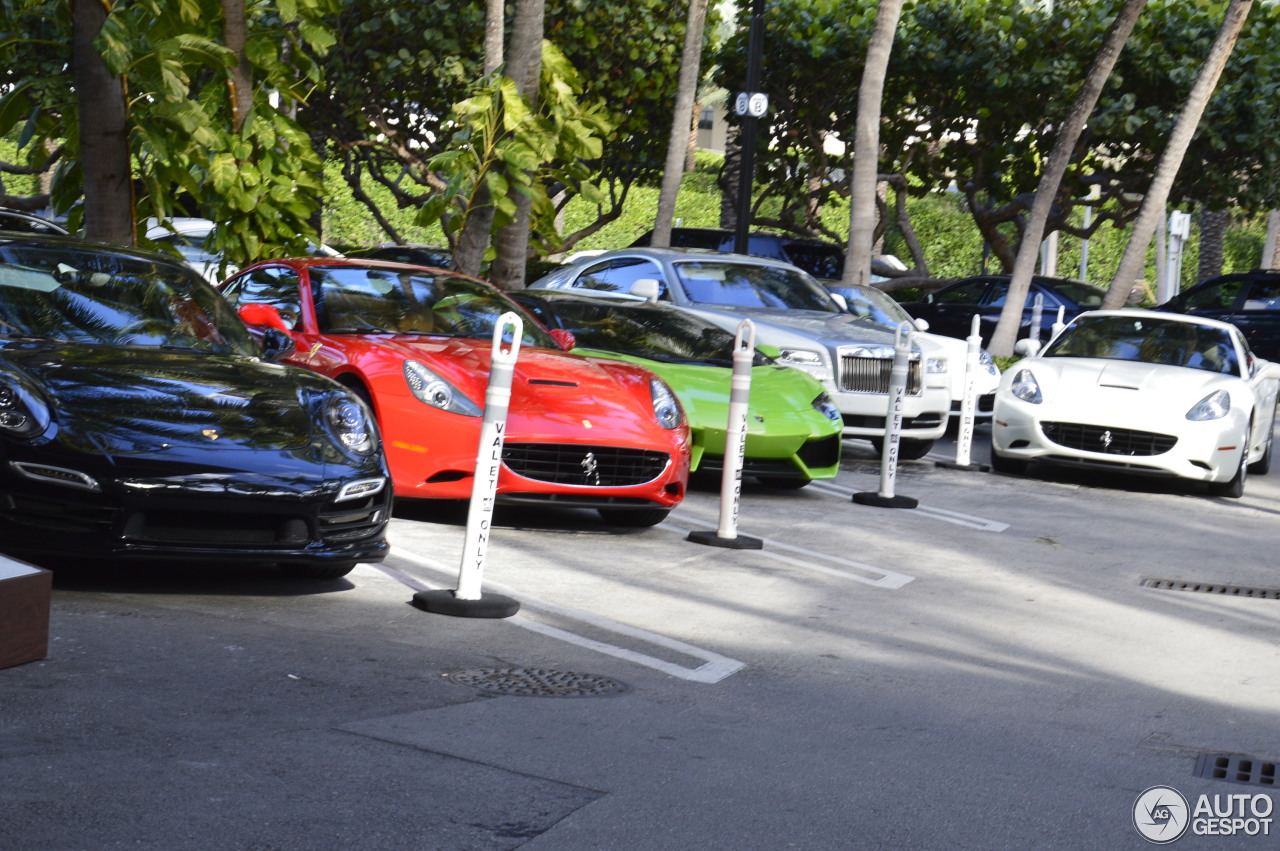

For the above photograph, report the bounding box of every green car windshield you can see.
[539,298,769,367]
[0,240,256,355]
[313,266,557,348]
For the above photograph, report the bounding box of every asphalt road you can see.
[4,426,1280,849]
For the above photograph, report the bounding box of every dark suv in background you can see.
[630,228,847,280]
[1158,269,1280,361]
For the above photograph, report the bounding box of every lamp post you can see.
[732,0,766,255]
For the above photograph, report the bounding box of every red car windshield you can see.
[312,266,557,347]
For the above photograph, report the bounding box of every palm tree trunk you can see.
[72,0,133,244]
[651,0,710,249]
[987,0,1147,356]
[1103,0,1254,310]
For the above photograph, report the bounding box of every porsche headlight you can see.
[0,380,51,439]
[325,396,377,456]
[650,378,684,430]
[979,349,998,376]
[1186,389,1230,421]
[812,392,842,424]
[404,361,482,417]
[1010,368,1042,404]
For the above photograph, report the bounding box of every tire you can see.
[598,507,670,527]
[283,562,358,580]
[868,438,935,461]
[1209,426,1249,498]
[1248,428,1273,475]
[989,443,1027,476]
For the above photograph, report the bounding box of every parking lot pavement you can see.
[5,427,1280,848]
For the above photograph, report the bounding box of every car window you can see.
[933,281,988,305]
[540,299,767,367]
[311,265,557,346]
[574,258,668,299]
[1045,315,1239,374]
[1180,277,1243,311]
[1052,281,1105,308]
[672,260,838,311]
[0,241,253,354]
[222,266,303,329]
[1242,278,1280,312]
[782,243,844,279]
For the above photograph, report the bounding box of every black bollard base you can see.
[411,589,520,619]
[935,460,990,472]
[852,492,919,509]
[686,529,764,550]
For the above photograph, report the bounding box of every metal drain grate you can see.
[1140,578,1280,600]
[447,667,628,698]
[1195,753,1278,786]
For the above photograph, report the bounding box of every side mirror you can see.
[829,293,848,312]
[259,327,296,361]
[238,303,291,332]
[757,344,782,360]
[1014,338,1041,357]
[549,328,576,351]
[913,317,930,332]
[630,278,661,303]
[1256,361,1280,382]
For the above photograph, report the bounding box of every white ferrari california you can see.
[990,309,1280,498]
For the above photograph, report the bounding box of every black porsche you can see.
[0,234,391,579]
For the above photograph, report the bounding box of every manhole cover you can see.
[447,667,628,697]
[1140,578,1280,600]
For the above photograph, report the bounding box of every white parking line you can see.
[376,549,747,684]
[809,480,1010,532]
[664,510,915,589]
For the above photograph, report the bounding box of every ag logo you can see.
[1134,786,1190,844]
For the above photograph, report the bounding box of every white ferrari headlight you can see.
[404,361,482,417]
[1010,368,1042,404]
[649,378,684,429]
[1186,389,1231,421]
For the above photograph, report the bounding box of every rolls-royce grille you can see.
[503,443,669,486]
[838,355,922,395]
[1041,421,1178,456]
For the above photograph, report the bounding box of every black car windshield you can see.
[672,261,840,312]
[1044,315,1239,374]
[540,299,768,367]
[313,266,557,347]
[0,240,256,354]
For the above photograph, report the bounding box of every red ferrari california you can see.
[222,257,690,526]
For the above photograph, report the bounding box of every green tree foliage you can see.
[310,0,713,254]
[417,42,611,257]
[710,0,1280,274]
[0,0,337,267]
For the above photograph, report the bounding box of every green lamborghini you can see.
[512,290,842,488]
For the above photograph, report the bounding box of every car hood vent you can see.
[527,378,579,387]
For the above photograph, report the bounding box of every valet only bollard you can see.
[688,319,763,550]
[1050,306,1066,342]
[853,323,919,509]
[937,313,988,472]
[413,313,522,618]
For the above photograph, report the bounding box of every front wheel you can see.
[1209,426,1250,498]
[598,507,670,527]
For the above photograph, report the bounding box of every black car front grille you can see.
[838,355,922,395]
[124,510,303,545]
[1041,421,1178,456]
[797,434,842,469]
[0,489,118,534]
[503,443,669,487]
[319,495,388,543]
